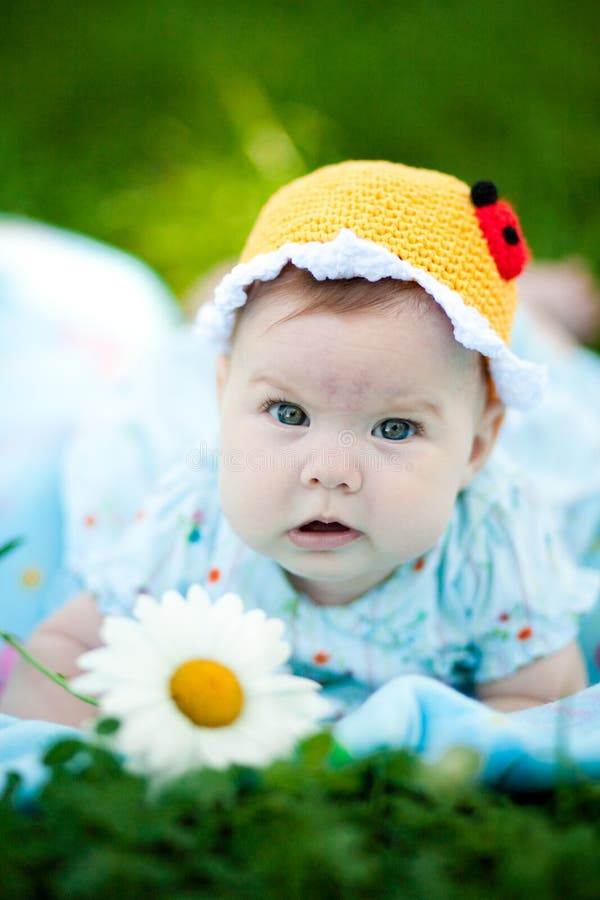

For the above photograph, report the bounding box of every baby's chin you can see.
[278,546,406,593]
[281,562,403,606]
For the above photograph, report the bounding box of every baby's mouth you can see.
[288,519,362,550]
[298,520,350,533]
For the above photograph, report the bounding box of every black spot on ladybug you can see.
[471,181,499,208]
[502,225,520,246]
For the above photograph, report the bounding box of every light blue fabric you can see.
[334,675,600,790]
[500,305,600,573]
[64,448,598,710]
[0,714,80,803]
[499,306,600,681]
[0,217,182,640]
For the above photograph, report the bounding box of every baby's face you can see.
[216,286,501,606]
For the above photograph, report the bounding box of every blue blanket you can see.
[334,676,600,790]
[2,676,600,801]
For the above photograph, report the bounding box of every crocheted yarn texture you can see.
[197,161,546,408]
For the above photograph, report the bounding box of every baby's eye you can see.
[264,400,309,427]
[372,419,418,441]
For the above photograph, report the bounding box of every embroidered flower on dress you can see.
[20,567,43,589]
[185,510,204,543]
[517,626,533,641]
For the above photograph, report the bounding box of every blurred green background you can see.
[2,0,599,296]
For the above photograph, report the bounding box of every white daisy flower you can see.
[72,586,331,778]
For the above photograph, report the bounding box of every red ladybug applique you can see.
[471,180,529,281]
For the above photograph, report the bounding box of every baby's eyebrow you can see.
[391,397,442,417]
[248,374,296,392]
[250,373,442,417]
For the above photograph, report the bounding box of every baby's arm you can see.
[0,593,102,727]
[475,639,588,712]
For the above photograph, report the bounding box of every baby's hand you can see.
[0,593,102,726]
[475,640,587,712]
[520,258,600,345]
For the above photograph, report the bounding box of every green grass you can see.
[3,735,600,898]
[2,0,599,294]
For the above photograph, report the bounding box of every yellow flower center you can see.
[169,659,244,727]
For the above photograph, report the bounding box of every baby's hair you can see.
[232,263,430,339]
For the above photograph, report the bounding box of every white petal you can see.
[161,588,187,609]
[133,592,163,621]
[185,584,212,610]
[132,601,198,665]
[69,671,114,695]
[242,691,332,734]
[229,637,290,679]
[116,702,181,759]
[188,730,233,769]
[96,622,163,671]
[76,649,171,691]
[247,673,321,695]
[213,592,245,616]
[209,594,246,633]
[141,717,199,774]
[100,685,171,716]
[211,621,289,678]
[99,616,145,648]
[195,723,272,768]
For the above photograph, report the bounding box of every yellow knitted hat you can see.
[197,160,546,408]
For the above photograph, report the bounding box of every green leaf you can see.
[95,717,121,736]
[162,767,239,810]
[0,771,22,803]
[43,739,88,767]
[296,731,336,767]
[326,740,354,770]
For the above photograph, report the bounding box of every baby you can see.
[2,160,596,726]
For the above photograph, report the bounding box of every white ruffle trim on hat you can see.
[195,229,546,409]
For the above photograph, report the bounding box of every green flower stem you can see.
[0,631,99,707]
[0,538,24,559]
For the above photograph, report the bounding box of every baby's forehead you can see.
[255,281,470,355]
[235,283,483,400]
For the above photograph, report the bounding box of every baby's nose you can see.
[299,446,362,492]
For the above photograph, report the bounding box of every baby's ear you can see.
[215,353,231,408]
[460,397,505,489]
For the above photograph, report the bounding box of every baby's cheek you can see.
[377,464,458,551]
[219,465,275,540]
[218,466,249,529]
